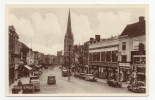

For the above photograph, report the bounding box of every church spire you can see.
[65,8,73,40]
[67,8,72,33]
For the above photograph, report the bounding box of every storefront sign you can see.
[116,52,121,56]
[119,63,130,67]
[133,40,139,50]
[89,61,117,67]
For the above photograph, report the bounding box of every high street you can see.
[9,66,137,94]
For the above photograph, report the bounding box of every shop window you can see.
[112,51,117,62]
[93,52,97,61]
[101,52,105,61]
[97,52,100,61]
[89,53,93,61]
[106,51,111,62]
[133,55,146,64]
[122,42,126,50]
[122,55,127,62]
[133,57,140,64]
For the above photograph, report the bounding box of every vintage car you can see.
[47,75,56,84]
[29,76,40,91]
[74,72,80,77]
[38,68,42,75]
[79,73,86,79]
[127,81,146,93]
[85,74,97,82]
[44,65,48,69]
[22,83,34,93]
[62,69,68,77]
[12,85,22,94]
[106,78,122,88]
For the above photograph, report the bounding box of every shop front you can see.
[119,62,131,82]
[89,61,118,79]
[131,50,146,82]
[9,64,15,84]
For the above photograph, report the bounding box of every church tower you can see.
[64,9,74,67]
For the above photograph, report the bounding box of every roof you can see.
[9,26,15,31]
[120,20,145,37]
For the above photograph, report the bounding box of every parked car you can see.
[127,81,146,93]
[12,85,22,94]
[85,74,97,82]
[79,73,86,79]
[29,76,40,91]
[44,65,48,69]
[38,68,42,75]
[62,69,68,77]
[47,75,56,84]
[74,72,80,77]
[22,83,34,93]
[106,78,122,87]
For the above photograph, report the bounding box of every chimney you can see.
[95,35,100,42]
[90,38,94,44]
[139,16,145,22]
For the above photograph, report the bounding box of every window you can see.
[93,52,97,61]
[122,55,127,62]
[112,51,117,62]
[101,52,105,61]
[92,53,95,61]
[133,55,145,64]
[106,51,111,62]
[122,42,126,50]
[97,52,100,61]
[89,53,93,61]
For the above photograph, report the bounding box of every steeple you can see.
[67,8,72,33]
[64,8,74,68]
[65,8,73,40]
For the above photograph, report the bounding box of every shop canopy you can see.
[24,65,32,70]
[35,65,40,68]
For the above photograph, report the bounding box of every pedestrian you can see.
[17,80,22,86]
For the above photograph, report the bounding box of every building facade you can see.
[26,49,34,65]
[118,16,146,82]
[9,26,16,84]
[89,35,119,79]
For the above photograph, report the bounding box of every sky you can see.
[8,5,146,55]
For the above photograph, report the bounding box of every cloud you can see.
[8,10,133,55]
[95,11,132,38]
[71,13,93,44]
[9,14,34,37]
[9,13,64,55]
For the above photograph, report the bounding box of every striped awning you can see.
[24,65,32,70]
[35,65,40,68]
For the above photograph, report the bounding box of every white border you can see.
[1,0,155,100]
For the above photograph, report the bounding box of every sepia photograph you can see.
[6,4,148,96]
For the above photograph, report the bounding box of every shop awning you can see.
[35,65,40,68]
[24,65,32,70]
[137,72,145,75]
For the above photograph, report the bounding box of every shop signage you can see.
[116,52,121,56]
[119,62,130,67]
[89,61,117,67]
[133,40,139,50]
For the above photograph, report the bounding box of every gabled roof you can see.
[120,20,145,37]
